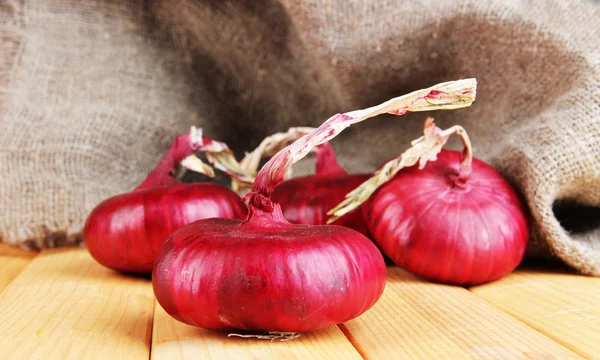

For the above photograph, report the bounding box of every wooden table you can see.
[0,243,598,359]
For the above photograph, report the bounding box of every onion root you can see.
[227,331,301,341]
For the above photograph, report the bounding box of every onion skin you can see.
[364,149,529,285]
[272,174,372,235]
[152,204,386,332]
[84,183,247,273]
[272,143,372,236]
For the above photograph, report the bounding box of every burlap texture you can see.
[1,0,598,275]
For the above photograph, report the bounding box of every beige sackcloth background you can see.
[0,0,599,275]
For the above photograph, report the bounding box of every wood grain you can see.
[152,301,363,360]
[471,267,600,359]
[0,243,38,258]
[0,243,37,293]
[0,257,33,294]
[339,267,582,360]
[0,247,154,360]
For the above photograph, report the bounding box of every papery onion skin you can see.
[84,183,247,273]
[152,204,386,332]
[364,149,529,285]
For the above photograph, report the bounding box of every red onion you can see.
[271,143,371,235]
[329,118,529,285]
[152,79,477,334]
[83,127,249,274]
[230,127,372,235]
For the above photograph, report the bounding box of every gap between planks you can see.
[338,267,582,360]
[0,247,154,360]
[471,264,600,359]
[152,301,363,360]
[0,243,37,294]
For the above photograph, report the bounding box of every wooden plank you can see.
[0,247,154,360]
[0,257,34,294]
[339,267,582,360]
[152,301,363,360]
[0,243,39,258]
[0,243,37,293]
[471,266,600,359]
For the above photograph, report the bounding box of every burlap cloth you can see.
[1,0,598,275]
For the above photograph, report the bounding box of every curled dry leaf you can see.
[179,126,255,186]
[231,127,318,194]
[249,78,477,199]
[327,117,474,223]
[180,154,215,178]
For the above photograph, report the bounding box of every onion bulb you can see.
[83,127,249,273]
[329,118,529,285]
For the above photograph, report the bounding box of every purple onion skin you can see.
[364,150,529,285]
[152,205,387,333]
[272,173,372,236]
[84,183,248,274]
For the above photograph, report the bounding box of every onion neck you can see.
[449,127,473,189]
[242,193,291,228]
[135,127,233,190]
[135,132,198,190]
[315,143,348,176]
